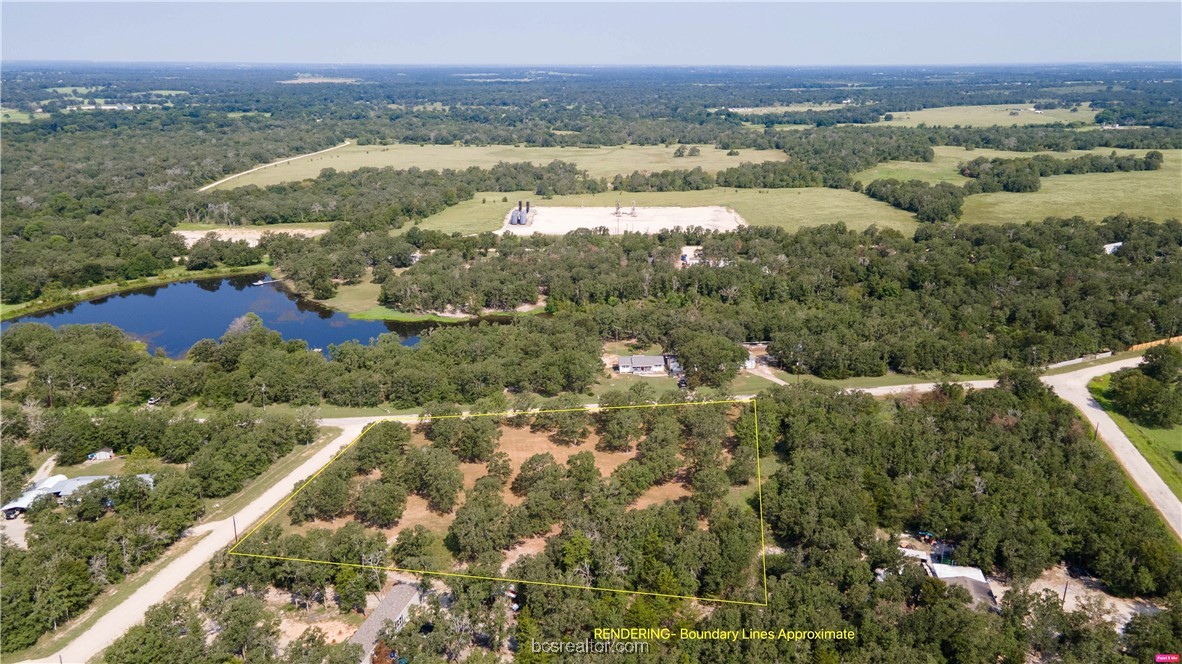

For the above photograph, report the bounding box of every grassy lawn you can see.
[854,147,1182,225]
[316,270,385,315]
[0,107,49,123]
[879,103,1095,127]
[58,457,127,478]
[768,367,991,390]
[309,270,472,322]
[961,151,1182,224]
[214,143,788,190]
[397,191,534,235]
[1088,375,1182,500]
[588,371,780,398]
[242,402,422,419]
[590,373,680,397]
[854,145,1027,184]
[726,454,780,510]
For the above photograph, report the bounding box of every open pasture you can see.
[881,103,1095,127]
[212,143,788,190]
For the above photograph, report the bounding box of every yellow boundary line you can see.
[229,399,771,606]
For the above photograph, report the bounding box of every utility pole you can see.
[232,516,238,544]
[260,382,267,410]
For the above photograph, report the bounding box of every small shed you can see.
[89,448,115,461]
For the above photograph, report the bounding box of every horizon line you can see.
[4,59,1181,69]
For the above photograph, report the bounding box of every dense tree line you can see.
[864,179,966,222]
[1106,344,1182,428]
[761,377,1181,596]
[960,150,1164,194]
[5,218,1179,402]
[715,159,824,188]
[2,313,606,411]
[377,216,1182,377]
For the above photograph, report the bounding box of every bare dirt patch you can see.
[499,205,745,236]
[501,525,561,573]
[174,227,326,247]
[989,563,1162,629]
[384,495,456,543]
[629,481,692,510]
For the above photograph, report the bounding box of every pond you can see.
[1,274,459,358]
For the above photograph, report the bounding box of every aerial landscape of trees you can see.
[1,62,1180,661]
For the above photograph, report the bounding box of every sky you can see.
[2,2,1180,67]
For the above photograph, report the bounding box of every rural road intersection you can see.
[22,355,1181,663]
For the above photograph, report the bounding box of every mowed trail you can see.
[25,356,1180,662]
[196,141,352,192]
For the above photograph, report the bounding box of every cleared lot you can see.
[498,205,746,235]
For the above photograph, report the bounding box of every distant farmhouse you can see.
[2,473,154,520]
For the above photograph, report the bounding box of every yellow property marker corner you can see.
[229,399,771,607]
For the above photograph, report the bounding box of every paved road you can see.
[28,355,1179,662]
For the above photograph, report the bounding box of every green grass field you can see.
[213,143,788,190]
[723,102,847,114]
[0,107,49,123]
[853,146,1031,184]
[44,86,101,94]
[881,103,1095,127]
[962,150,1182,224]
[855,147,1182,224]
[1089,375,1182,500]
